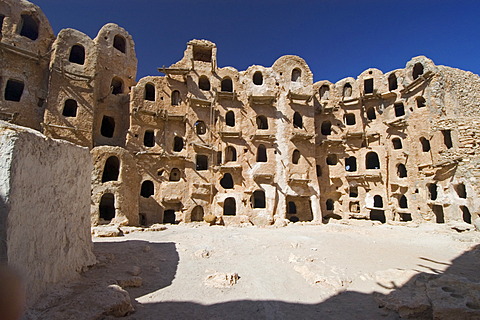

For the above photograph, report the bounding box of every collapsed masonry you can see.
[1,0,479,227]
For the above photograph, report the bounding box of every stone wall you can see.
[0,121,95,305]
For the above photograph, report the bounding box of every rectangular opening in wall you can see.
[370,209,385,223]
[394,103,405,117]
[349,186,358,198]
[432,205,444,223]
[364,78,374,94]
[460,206,471,224]
[143,130,155,147]
[0,15,4,34]
[100,115,115,138]
[349,201,360,213]
[4,79,24,102]
[216,151,222,165]
[442,130,453,149]
[196,154,208,171]
[193,46,212,62]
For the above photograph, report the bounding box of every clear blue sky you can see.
[33,0,480,82]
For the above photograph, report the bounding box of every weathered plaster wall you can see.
[0,121,95,305]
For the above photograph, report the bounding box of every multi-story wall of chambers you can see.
[1,0,479,227]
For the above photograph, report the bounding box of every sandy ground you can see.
[30,221,480,319]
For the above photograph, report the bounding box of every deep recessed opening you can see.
[171,90,181,105]
[191,206,204,221]
[293,112,303,128]
[19,14,39,40]
[321,121,332,136]
[366,152,380,169]
[364,78,374,94]
[394,103,405,117]
[163,210,176,224]
[252,190,266,208]
[349,201,360,213]
[345,156,357,172]
[226,111,235,127]
[442,130,453,149]
[99,193,115,221]
[224,198,236,215]
[253,71,263,85]
[221,77,233,92]
[257,144,267,162]
[111,77,123,95]
[195,120,206,135]
[416,96,426,108]
[344,113,356,125]
[113,35,126,53]
[366,107,376,120]
[291,68,301,82]
[287,201,297,214]
[100,115,115,138]
[392,138,403,149]
[460,206,471,224]
[220,173,234,189]
[62,99,78,117]
[350,186,358,198]
[326,154,337,166]
[373,195,383,208]
[399,213,412,222]
[173,136,184,152]
[196,154,208,170]
[169,168,181,181]
[4,79,24,102]
[343,83,352,97]
[225,146,237,162]
[140,180,154,198]
[454,183,467,199]
[432,204,444,223]
[388,73,398,91]
[326,199,334,211]
[319,85,330,100]
[0,15,5,34]
[397,163,407,178]
[199,76,210,91]
[193,46,212,62]
[143,130,155,147]
[68,45,85,65]
[101,156,120,182]
[420,137,431,152]
[292,149,300,164]
[256,115,268,129]
[144,83,155,101]
[428,183,438,200]
[413,63,424,80]
[370,209,385,223]
[399,195,408,209]
[216,151,222,165]
[316,165,322,177]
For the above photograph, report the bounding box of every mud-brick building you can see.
[1,0,479,227]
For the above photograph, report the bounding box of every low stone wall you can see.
[0,121,95,305]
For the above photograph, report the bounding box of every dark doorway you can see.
[144,130,155,147]
[19,14,39,40]
[460,206,471,224]
[221,78,233,92]
[257,144,267,162]
[191,206,204,222]
[173,136,184,152]
[102,156,120,182]
[4,79,24,102]
[253,71,263,85]
[226,111,235,127]
[196,155,208,171]
[252,190,266,208]
[144,83,155,101]
[69,45,85,65]
[140,180,154,198]
[256,116,268,129]
[163,210,176,224]
[113,35,126,53]
[199,76,210,91]
[62,99,78,117]
[370,209,385,223]
[220,173,234,189]
[364,78,374,94]
[432,205,444,223]
[99,193,115,221]
[224,198,236,216]
[293,112,303,128]
[100,115,115,138]
[366,152,380,169]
